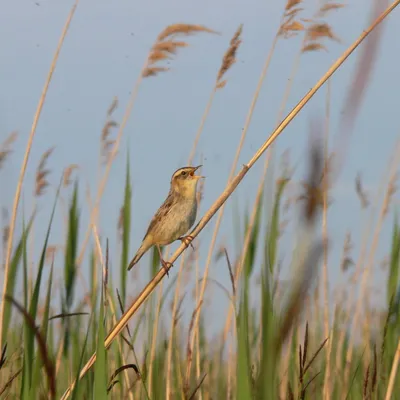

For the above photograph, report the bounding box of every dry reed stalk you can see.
[166,162,207,398]
[59,4,400,397]
[186,19,283,383]
[343,140,400,391]
[165,257,186,400]
[75,24,214,270]
[321,80,332,399]
[194,255,202,400]
[166,22,245,387]
[188,24,243,164]
[147,280,164,399]
[0,0,79,350]
[92,222,134,400]
[221,0,335,345]
[385,333,400,400]
[0,132,17,171]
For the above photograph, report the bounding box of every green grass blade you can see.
[387,215,400,307]
[64,181,80,309]
[236,285,252,399]
[1,212,35,343]
[93,286,107,399]
[244,193,263,280]
[23,182,60,394]
[71,315,93,400]
[63,181,80,354]
[120,153,132,307]
[266,177,289,274]
[32,263,54,391]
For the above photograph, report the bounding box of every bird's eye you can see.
[181,171,187,177]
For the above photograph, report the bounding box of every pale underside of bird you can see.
[128,165,204,275]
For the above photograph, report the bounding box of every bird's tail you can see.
[128,243,150,271]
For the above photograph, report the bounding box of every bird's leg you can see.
[178,235,195,250]
[157,245,172,277]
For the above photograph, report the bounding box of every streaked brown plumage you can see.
[128,165,203,275]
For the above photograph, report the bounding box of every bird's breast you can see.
[154,197,198,245]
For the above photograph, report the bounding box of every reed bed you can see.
[1,0,400,399]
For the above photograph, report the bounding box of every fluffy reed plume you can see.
[317,2,345,17]
[355,173,370,209]
[306,23,339,42]
[63,164,79,187]
[383,172,398,217]
[340,231,354,272]
[279,0,305,39]
[216,24,243,89]
[101,97,119,164]
[0,131,17,170]
[302,1,343,52]
[143,24,216,78]
[35,147,54,197]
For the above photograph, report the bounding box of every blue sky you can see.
[1,0,400,333]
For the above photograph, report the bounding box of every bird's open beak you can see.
[192,165,205,179]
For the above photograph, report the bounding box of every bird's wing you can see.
[142,192,176,240]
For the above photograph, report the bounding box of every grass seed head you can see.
[101,98,119,164]
[0,131,17,170]
[35,147,54,197]
[63,164,79,187]
[217,24,243,85]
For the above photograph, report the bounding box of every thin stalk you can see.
[165,257,186,400]
[147,281,163,399]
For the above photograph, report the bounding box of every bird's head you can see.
[170,165,204,197]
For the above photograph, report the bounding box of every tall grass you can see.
[1,1,400,399]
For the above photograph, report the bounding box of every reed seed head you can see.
[101,98,119,164]
[35,147,54,197]
[143,24,216,78]
[0,131,17,171]
[63,164,79,187]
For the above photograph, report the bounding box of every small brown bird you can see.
[128,165,204,275]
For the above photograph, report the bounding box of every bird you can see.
[128,165,204,275]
